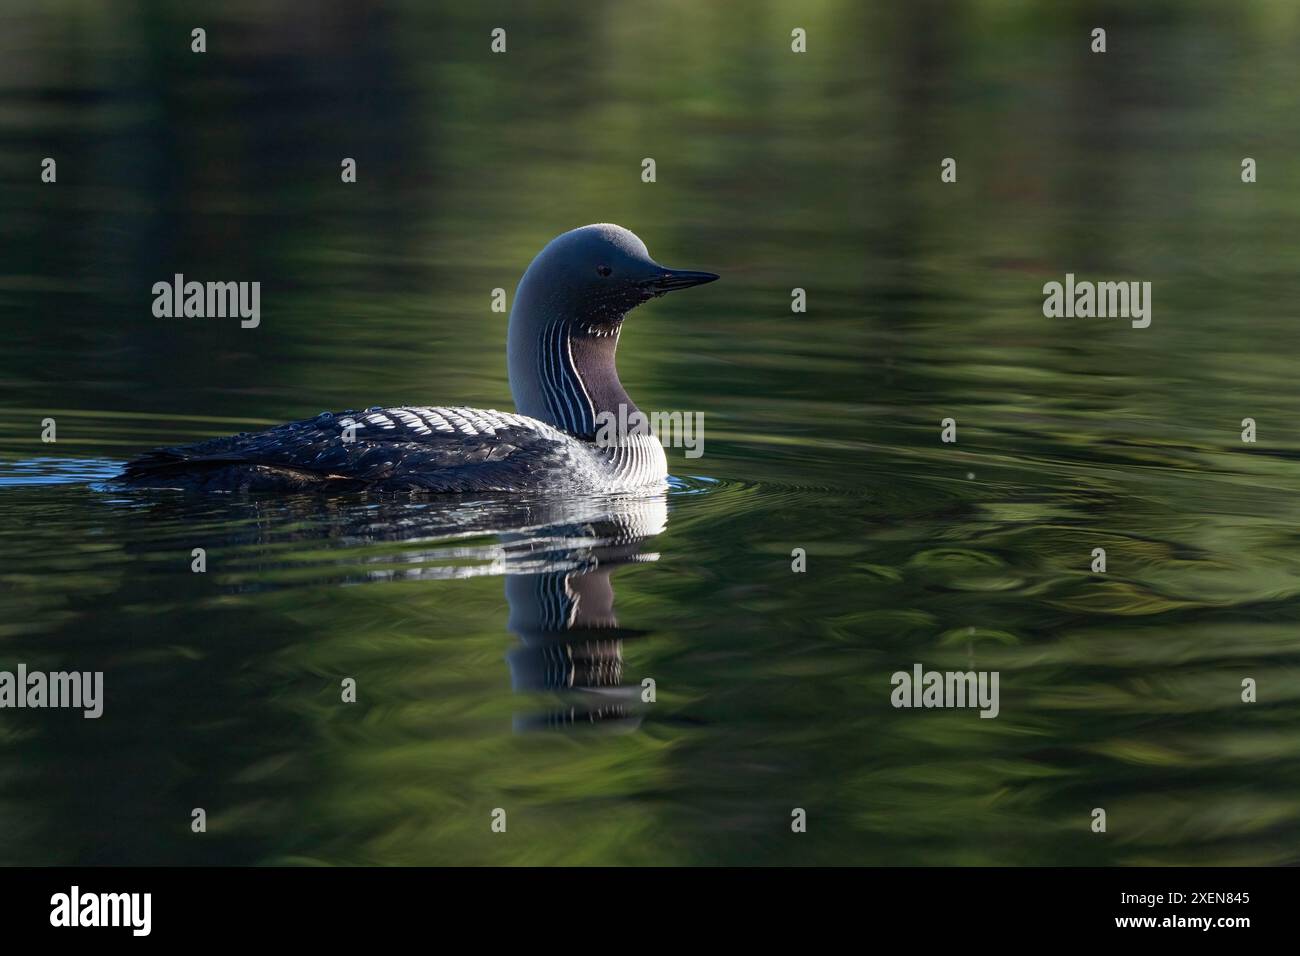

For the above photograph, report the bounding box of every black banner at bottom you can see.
[0,866,1284,941]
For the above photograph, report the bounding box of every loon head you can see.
[507,223,718,437]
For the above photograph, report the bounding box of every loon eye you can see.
[596,264,612,277]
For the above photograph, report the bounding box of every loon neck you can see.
[510,318,636,439]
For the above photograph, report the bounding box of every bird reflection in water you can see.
[502,494,665,733]
[109,487,668,734]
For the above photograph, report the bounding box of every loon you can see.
[112,224,717,494]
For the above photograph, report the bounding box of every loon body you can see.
[113,224,717,494]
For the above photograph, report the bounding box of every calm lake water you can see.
[3,2,1300,865]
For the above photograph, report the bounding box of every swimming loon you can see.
[112,224,717,494]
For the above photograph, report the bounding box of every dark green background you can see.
[1,1,1299,864]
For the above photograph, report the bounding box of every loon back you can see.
[113,224,716,494]
[114,406,665,494]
